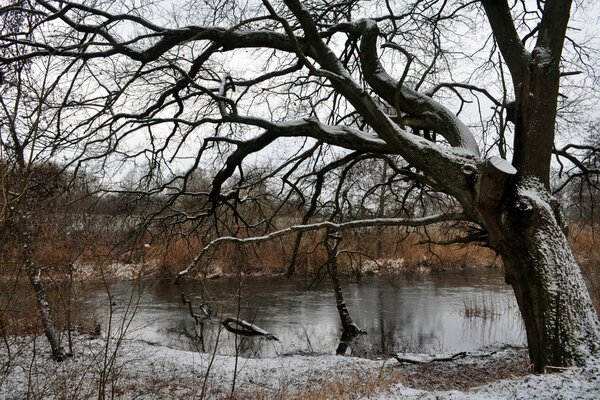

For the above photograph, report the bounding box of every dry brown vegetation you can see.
[143,225,500,278]
[0,270,101,338]
[242,367,403,400]
[0,218,596,284]
[569,225,600,313]
[398,348,530,391]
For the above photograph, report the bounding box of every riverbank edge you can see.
[1,334,598,399]
[63,257,503,283]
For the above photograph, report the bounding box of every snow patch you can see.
[1,336,598,399]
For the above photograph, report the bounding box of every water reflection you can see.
[83,271,526,358]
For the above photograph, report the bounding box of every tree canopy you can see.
[2,0,600,371]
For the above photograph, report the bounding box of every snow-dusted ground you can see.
[1,335,598,399]
[379,361,600,399]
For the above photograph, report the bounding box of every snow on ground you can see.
[1,335,598,399]
[376,362,600,399]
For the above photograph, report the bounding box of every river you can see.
[83,270,525,358]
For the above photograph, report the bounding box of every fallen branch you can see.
[177,283,278,341]
[222,317,279,341]
[394,351,467,364]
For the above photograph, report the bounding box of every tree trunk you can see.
[485,183,600,372]
[376,160,388,259]
[324,234,364,354]
[15,213,69,361]
[480,0,597,371]
[474,159,599,371]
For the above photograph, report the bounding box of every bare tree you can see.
[556,121,600,225]
[0,3,69,361]
[2,0,599,371]
[0,1,98,361]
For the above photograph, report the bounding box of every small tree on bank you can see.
[2,0,599,371]
[1,4,69,361]
[1,2,98,361]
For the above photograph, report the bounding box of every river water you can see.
[84,271,525,358]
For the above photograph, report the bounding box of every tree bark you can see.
[376,160,388,258]
[481,182,600,372]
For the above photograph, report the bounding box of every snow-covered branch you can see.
[177,212,467,277]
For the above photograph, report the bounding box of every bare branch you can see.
[177,212,467,278]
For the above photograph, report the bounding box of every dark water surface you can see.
[84,271,525,358]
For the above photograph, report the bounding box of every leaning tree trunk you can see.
[483,181,600,372]
[473,158,600,372]
[505,193,599,372]
[324,234,364,354]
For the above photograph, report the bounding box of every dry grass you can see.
[0,275,100,337]
[143,226,499,278]
[279,372,398,400]
[341,228,498,271]
[462,295,502,320]
[227,364,404,400]
[569,225,600,314]
[400,348,530,391]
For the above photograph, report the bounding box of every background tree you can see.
[557,121,600,226]
[2,0,599,371]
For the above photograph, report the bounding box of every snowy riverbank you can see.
[1,335,598,399]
